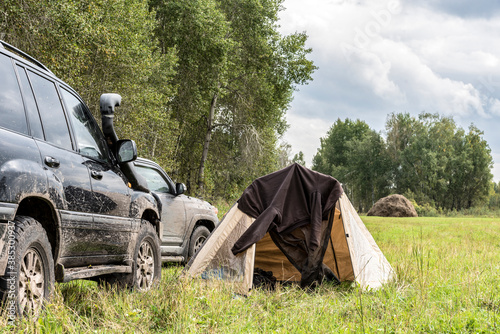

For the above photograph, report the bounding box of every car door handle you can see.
[44,156,60,168]
[91,170,103,180]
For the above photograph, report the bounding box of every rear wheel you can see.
[0,216,54,317]
[188,225,210,258]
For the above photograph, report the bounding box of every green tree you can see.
[488,181,500,210]
[292,151,306,166]
[451,125,493,209]
[312,118,389,211]
[313,118,371,177]
[386,112,493,211]
[345,130,391,211]
[1,0,179,169]
[385,112,424,199]
[151,0,316,198]
[151,0,233,192]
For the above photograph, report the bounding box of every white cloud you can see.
[343,46,405,102]
[379,39,486,116]
[489,99,500,116]
[282,0,496,117]
[282,113,331,167]
[279,0,500,180]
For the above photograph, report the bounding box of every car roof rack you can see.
[0,40,54,75]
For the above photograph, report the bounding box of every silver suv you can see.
[134,158,219,263]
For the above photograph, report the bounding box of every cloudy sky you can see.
[278,0,500,182]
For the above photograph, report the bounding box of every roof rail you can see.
[0,40,54,74]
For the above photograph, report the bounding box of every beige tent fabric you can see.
[338,194,394,289]
[184,204,256,294]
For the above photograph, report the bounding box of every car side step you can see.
[56,264,132,282]
[161,256,184,263]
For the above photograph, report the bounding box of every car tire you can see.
[99,220,161,290]
[188,225,210,258]
[132,220,161,290]
[0,216,54,317]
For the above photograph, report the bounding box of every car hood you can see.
[179,195,218,221]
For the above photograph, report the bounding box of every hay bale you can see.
[367,194,418,217]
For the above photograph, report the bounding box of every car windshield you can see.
[135,164,170,193]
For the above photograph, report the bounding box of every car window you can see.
[135,165,170,193]
[16,65,44,139]
[61,88,110,162]
[0,53,28,134]
[28,71,73,150]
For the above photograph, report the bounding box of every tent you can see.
[183,164,394,293]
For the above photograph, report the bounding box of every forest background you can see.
[1,0,499,216]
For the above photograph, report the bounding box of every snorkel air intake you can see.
[100,93,149,193]
[100,93,121,148]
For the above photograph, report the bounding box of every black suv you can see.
[0,41,162,317]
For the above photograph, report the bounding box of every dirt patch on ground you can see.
[367,194,418,217]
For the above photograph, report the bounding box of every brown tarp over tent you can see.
[183,164,394,293]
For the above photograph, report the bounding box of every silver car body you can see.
[134,158,219,263]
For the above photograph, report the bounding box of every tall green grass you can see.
[2,217,499,333]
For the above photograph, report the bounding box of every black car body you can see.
[134,158,219,262]
[0,41,162,316]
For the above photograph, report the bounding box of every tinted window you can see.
[135,165,170,193]
[61,88,109,161]
[28,71,72,150]
[17,66,44,139]
[0,53,28,134]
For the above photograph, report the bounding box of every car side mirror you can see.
[176,183,186,195]
[116,140,137,163]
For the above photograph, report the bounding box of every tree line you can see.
[0,0,315,200]
[3,1,495,212]
[312,113,494,213]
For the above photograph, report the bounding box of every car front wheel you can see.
[133,222,161,290]
[188,225,210,258]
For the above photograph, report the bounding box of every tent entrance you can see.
[254,208,355,283]
[254,232,301,282]
[326,208,355,282]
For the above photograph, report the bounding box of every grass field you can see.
[2,216,499,333]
